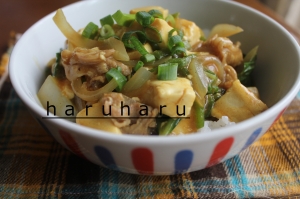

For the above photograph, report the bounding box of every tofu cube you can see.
[211,80,268,122]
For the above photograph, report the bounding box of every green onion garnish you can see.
[140,54,155,63]
[105,68,127,91]
[168,35,185,49]
[100,15,114,26]
[148,9,163,19]
[136,11,154,27]
[153,50,169,60]
[122,32,136,49]
[157,63,178,80]
[99,24,115,39]
[133,61,144,72]
[52,52,66,79]
[167,56,192,77]
[171,46,186,56]
[82,22,99,39]
[159,118,181,136]
[204,94,215,118]
[165,14,176,27]
[112,10,135,27]
[122,31,146,49]
[144,26,162,43]
[167,31,186,56]
[193,101,205,129]
[125,35,156,63]
[168,29,177,38]
[129,36,148,55]
[172,12,180,19]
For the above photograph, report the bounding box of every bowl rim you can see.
[9,0,300,144]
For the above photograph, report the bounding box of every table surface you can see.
[1,0,300,198]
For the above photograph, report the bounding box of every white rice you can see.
[198,116,235,132]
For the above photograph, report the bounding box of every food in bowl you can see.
[10,0,300,175]
[37,6,268,136]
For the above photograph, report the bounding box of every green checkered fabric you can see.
[0,80,299,198]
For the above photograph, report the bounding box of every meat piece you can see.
[223,64,238,89]
[100,92,158,135]
[61,47,131,82]
[192,35,243,67]
[197,53,226,85]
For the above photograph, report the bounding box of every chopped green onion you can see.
[168,29,177,38]
[140,54,155,63]
[129,36,148,55]
[148,9,163,18]
[122,32,136,49]
[172,12,180,19]
[82,22,99,39]
[136,11,154,27]
[237,46,259,86]
[52,52,66,79]
[153,50,169,60]
[133,61,144,72]
[171,46,186,56]
[204,94,215,118]
[144,26,162,43]
[100,15,114,26]
[167,32,186,56]
[167,56,192,77]
[207,84,221,94]
[122,31,146,49]
[168,28,183,39]
[99,24,115,39]
[112,10,135,27]
[136,31,148,44]
[159,118,181,136]
[168,35,185,49]
[157,63,178,80]
[193,101,205,129]
[205,69,221,89]
[123,33,156,63]
[177,29,184,38]
[205,69,217,80]
[149,56,172,73]
[105,68,127,91]
[165,14,176,27]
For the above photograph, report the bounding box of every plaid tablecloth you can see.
[0,78,299,199]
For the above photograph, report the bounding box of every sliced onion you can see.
[53,9,129,61]
[71,78,118,102]
[122,67,153,93]
[53,9,109,49]
[208,24,243,39]
[103,37,130,61]
[188,58,209,107]
[197,54,225,84]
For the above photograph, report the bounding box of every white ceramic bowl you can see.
[9,0,300,175]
